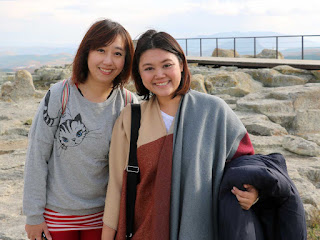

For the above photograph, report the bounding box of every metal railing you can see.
[175,35,320,60]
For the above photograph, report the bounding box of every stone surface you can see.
[238,68,280,87]
[191,74,207,93]
[236,112,288,136]
[0,70,37,101]
[124,79,137,93]
[311,70,320,82]
[273,65,315,82]
[0,72,15,84]
[0,81,14,101]
[0,94,44,240]
[32,64,72,89]
[236,84,320,135]
[212,48,240,57]
[270,74,308,87]
[256,48,284,59]
[1,64,320,239]
[205,71,263,96]
[282,135,320,157]
[239,68,309,87]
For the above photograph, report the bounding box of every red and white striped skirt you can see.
[44,208,103,232]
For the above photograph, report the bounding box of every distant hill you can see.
[1,32,320,72]
[0,45,76,72]
[0,53,74,72]
[0,46,77,56]
[282,47,320,60]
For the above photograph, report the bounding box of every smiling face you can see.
[138,48,183,102]
[86,35,126,87]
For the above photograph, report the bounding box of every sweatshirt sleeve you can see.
[103,105,131,230]
[23,84,62,225]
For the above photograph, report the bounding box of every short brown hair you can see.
[72,19,134,88]
[132,30,191,100]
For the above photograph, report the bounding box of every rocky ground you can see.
[0,97,44,240]
[1,64,320,239]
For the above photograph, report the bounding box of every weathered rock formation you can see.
[0,70,44,101]
[189,64,320,229]
[212,48,285,59]
[32,64,72,89]
[205,71,263,96]
[0,63,320,239]
[191,74,207,93]
[257,48,284,59]
[212,48,240,57]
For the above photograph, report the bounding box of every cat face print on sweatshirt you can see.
[43,89,101,153]
[58,113,87,150]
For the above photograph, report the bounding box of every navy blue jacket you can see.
[218,153,307,240]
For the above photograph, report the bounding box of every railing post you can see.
[302,36,304,60]
[176,34,318,60]
[185,39,188,56]
[254,37,256,58]
[216,38,218,57]
[276,36,278,59]
[234,38,236,57]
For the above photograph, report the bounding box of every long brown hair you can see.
[72,19,134,88]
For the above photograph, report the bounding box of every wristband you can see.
[252,197,259,205]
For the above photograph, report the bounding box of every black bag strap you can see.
[126,103,141,239]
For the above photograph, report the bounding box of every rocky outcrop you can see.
[257,48,284,59]
[0,97,44,240]
[282,135,320,157]
[0,63,320,239]
[33,64,72,81]
[239,68,280,86]
[32,64,72,89]
[236,84,320,135]
[273,65,316,81]
[0,70,44,101]
[238,66,312,87]
[212,48,285,59]
[0,72,15,85]
[236,111,288,136]
[191,74,207,93]
[205,71,262,96]
[212,48,240,57]
[187,63,320,230]
[311,70,320,81]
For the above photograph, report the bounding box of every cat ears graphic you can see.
[73,113,82,122]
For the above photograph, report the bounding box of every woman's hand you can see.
[231,184,259,210]
[25,221,52,240]
[101,223,116,240]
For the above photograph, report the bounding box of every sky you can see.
[1,0,320,48]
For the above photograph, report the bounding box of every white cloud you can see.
[0,0,198,44]
[0,0,319,47]
[193,0,320,16]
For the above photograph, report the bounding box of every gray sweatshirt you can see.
[23,79,137,225]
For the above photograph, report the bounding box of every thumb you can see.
[243,184,253,191]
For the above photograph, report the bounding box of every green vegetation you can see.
[308,210,320,240]
[23,119,32,125]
